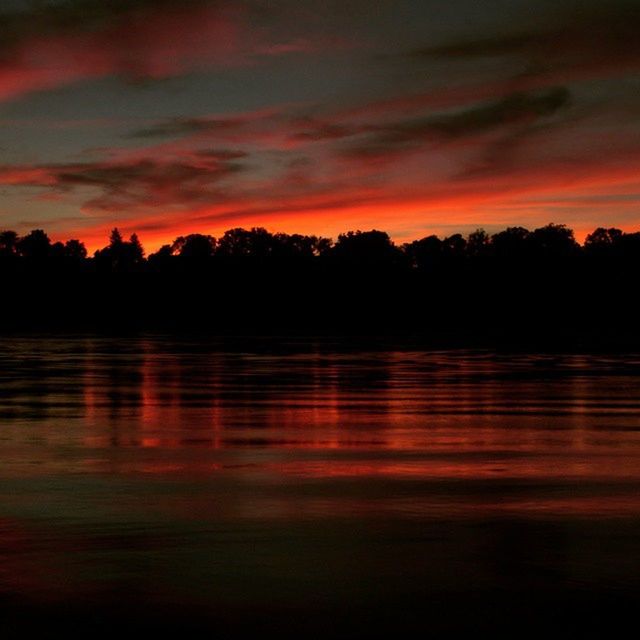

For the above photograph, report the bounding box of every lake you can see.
[1,336,640,637]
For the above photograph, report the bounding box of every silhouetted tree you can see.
[173,234,216,260]
[584,228,623,258]
[110,228,123,247]
[491,226,530,258]
[128,233,145,263]
[272,233,331,259]
[150,244,174,259]
[17,229,51,260]
[530,223,578,258]
[0,230,18,256]
[618,232,640,259]
[403,235,442,271]
[585,227,623,247]
[95,229,144,271]
[1,221,640,340]
[217,227,275,259]
[467,229,490,257]
[64,239,87,260]
[442,233,467,257]
[332,230,404,269]
[50,242,66,259]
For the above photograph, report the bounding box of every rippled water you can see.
[1,337,640,636]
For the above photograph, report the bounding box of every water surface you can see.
[1,337,640,636]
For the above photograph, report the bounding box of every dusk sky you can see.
[1,0,639,251]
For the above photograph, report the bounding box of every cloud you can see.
[343,88,571,160]
[0,149,246,211]
[123,86,571,155]
[124,105,291,141]
[126,117,246,140]
[0,0,323,101]
[412,33,544,60]
[6,124,640,251]
[70,149,640,250]
[409,1,640,84]
[289,118,370,142]
[121,106,319,160]
[1,0,639,250]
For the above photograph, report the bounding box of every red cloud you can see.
[0,2,319,102]
[34,141,640,253]
[0,151,245,214]
[3,93,640,253]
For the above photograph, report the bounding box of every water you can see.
[1,337,640,636]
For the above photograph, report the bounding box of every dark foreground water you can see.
[1,337,640,637]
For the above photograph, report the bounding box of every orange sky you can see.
[1,0,639,252]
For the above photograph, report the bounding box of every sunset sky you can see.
[1,0,639,251]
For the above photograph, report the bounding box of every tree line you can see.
[1,223,638,267]
[0,222,638,342]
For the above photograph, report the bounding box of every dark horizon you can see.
[1,221,638,343]
[1,221,638,261]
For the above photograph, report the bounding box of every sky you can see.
[0,0,639,251]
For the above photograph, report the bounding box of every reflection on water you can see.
[1,337,640,635]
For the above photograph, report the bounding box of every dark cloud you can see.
[424,88,570,137]
[124,107,292,141]
[407,1,640,81]
[195,148,247,160]
[412,33,548,60]
[0,150,246,211]
[0,0,328,100]
[126,116,245,139]
[345,87,571,159]
[1,0,639,245]
[289,117,369,142]
[0,1,213,78]
[0,0,213,42]
[0,0,240,99]
[124,87,571,169]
